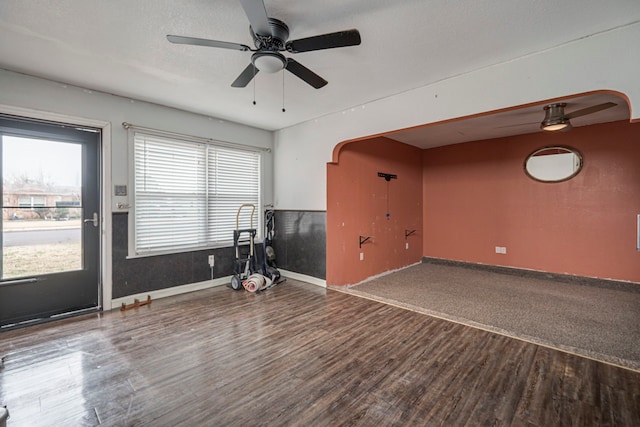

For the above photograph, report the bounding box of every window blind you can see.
[133,132,261,255]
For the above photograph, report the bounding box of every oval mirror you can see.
[524,146,583,183]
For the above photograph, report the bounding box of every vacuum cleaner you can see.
[260,208,283,286]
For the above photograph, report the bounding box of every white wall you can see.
[274,22,640,211]
[0,69,274,308]
[0,69,275,212]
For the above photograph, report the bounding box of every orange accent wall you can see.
[327,137,423,286]
[422,120,640,283]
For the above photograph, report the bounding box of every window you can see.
[131,131,261,256]
[18,196,45,208]
[56,200,81,207]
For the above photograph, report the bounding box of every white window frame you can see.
[127,127,263,258]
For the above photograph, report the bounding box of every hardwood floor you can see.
[1,279,639,426]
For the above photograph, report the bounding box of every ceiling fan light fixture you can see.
[252,52,286,73]
[540,103,572,132]
[542,120,571,132]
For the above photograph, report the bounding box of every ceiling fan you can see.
[167,0,361,89]
[539,102,617,131]
[498,101,618,132]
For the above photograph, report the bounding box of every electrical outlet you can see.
[495,246,507,254]
[208,255,215,267]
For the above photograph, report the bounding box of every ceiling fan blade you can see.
[285,59,327,89]
[495,121,538,129]
[565,102,617,119]
[286,29,361,53]
[167,35,251,51]
[231,63,259,87]
[238,0,272,36]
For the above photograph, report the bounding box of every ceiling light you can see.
[540,103,572,132]
[542,122,571,132]
[252,52,286,73]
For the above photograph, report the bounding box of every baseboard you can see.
[111,276,232,309]
[279,269,327,288]
[421,256,640,293]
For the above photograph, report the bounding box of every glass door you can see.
[0,115,100,328]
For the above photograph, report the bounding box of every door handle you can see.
[84,212,98,227]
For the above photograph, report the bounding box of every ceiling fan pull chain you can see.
[282,70,286,112]
[252,66,257,105]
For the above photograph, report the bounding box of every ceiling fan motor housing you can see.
[541,103,571,131]
[251,18,289,50]
[250,18,290,73]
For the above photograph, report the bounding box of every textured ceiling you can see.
[0,0,639,142]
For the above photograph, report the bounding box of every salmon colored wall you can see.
[327,137,423,286]
[422,120,640,283]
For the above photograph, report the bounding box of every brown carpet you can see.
[337,262,640,371]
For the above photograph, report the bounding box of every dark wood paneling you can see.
[112,210,326,298]
[273,210,326,279]
[1,280,638,425]
[111,213,237,298]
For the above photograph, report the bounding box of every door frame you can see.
[1,104,113,310]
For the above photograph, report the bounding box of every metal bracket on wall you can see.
[377,172,397,181]
[359,235,373,248]
[405,229,417,239]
